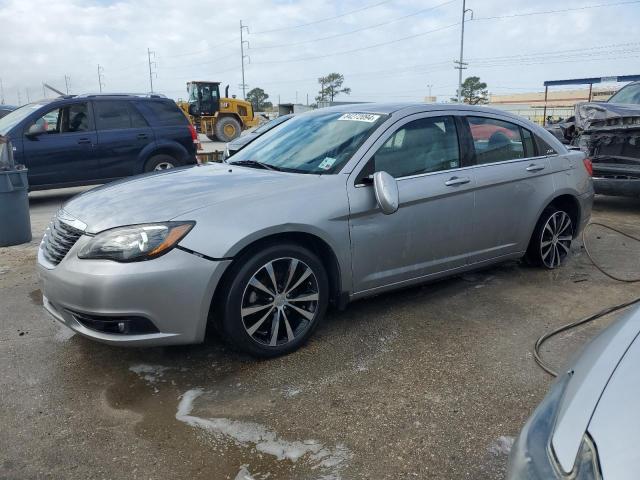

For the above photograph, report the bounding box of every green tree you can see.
[246,87,273,110]
[451,76,488,105]
[316,73,351,103]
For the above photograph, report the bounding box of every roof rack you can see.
[74,93,168,99]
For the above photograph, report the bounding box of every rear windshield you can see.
[135,100,189,126]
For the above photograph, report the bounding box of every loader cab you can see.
[187,81,220,117]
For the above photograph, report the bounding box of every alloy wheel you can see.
[540,211,573,268]
[154,162,175,171]
[241,257,319,347]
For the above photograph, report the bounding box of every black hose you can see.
[533,222,640,377]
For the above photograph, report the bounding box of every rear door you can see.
[22,102,99,187]
[465,115,555,262]
[93,100,155,179]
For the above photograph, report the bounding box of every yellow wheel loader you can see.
[177,81,258,142]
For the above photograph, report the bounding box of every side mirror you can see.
[26,123,45,137]
[373,171,399,215]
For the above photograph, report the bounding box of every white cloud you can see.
[0,0,638,106]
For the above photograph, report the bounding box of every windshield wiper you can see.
[228,159,282,171]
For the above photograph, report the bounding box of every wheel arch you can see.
[209,231,344,332]
[138,141,189,173]
[527,191,582,248]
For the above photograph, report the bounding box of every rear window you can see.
[94,101,148,130]
[137,100,189,126]
[468,116,524,164]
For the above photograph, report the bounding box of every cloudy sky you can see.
[0,0,639,106]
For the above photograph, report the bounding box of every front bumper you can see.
[38,236,231,346]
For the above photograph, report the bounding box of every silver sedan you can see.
[38,103,593,357]
[508,304,640,479]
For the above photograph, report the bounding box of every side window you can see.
[27,103,89,135]
[129,104,149,128]
[371,116,460,179]
[468,116,524,164]
[521,128,536,157]
[536,136,559,156]
[140,101,189,126]
[94,101,133,130]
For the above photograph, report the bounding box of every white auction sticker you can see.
[318,157,336,170]
[338,113,381,123]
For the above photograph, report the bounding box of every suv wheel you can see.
[220,243,328,358]
[526,206,574,269]
[215,117,242,142]
[144,154,181,172]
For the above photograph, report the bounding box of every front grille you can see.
[41,217,84,266]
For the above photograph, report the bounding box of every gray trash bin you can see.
[0,136,32,247]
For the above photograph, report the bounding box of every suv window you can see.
[94,101,148,130]
[468,116,524,164]
[371,116,460,179]
[139,100,188,126]
[28,103,90,134]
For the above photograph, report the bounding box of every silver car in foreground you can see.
[508,304,640,479]
[38,103,593,357]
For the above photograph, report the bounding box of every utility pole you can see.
[17,89,21,106]
[306,93,309,106]
[239,20,250,99]
[64,75,71,94]
[426,84,433,101]
[454,0,473,103]
[42,83,46,98]
[26,88,30,103]
[147,48,157,93]
[97,64,105,93]
[0,78,4,104]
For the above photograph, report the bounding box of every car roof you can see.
[314,102,530,121]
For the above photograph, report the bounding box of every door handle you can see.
[137,133,148,139]
[445,176,471,186]
[526,164,545,172]
[77,138,92,145]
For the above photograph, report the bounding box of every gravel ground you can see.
[2,187,639,480]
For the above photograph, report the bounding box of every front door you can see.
[22,102,98,187]
[347,114,476,294]
[93,100,155,178]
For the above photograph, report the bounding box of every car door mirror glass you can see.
[373,171,399,214]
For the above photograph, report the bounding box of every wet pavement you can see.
[2,188,640,479]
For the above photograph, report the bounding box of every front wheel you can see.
[526,207,574,269]
[220,244,328,358]
[215,117,242,142]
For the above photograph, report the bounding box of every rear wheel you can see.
[526,207,574,269]
[144,154,181,172]
[219,244,328,358]
[215,117,241,142]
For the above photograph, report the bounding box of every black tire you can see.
[219,243,329,358]
[215,117,242,142]
[144,154,181,173]
[526,206,574,269]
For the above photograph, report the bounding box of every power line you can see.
[474,0,640,20]
[160,38,239,59]
[252,22,460,65]
[250,0,394,34]
[250,0,457,50]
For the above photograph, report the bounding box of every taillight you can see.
[583,157,593,176]
[188,124,198,143]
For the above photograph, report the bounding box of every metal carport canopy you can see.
[544,75,640,87]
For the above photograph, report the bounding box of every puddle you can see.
[177,389,351,479]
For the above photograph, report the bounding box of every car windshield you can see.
[253,114,292,135]
[0,103,44,135]
[608,83,640,104]
[229,111,387,174]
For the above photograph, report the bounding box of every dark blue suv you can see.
[0,94,198,190]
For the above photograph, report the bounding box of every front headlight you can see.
[78,222,194,262]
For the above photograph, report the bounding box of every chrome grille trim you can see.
[40,212,85,266]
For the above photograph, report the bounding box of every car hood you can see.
[63,163,319,234]
[551,304,640,473]
[587,333,640,479]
